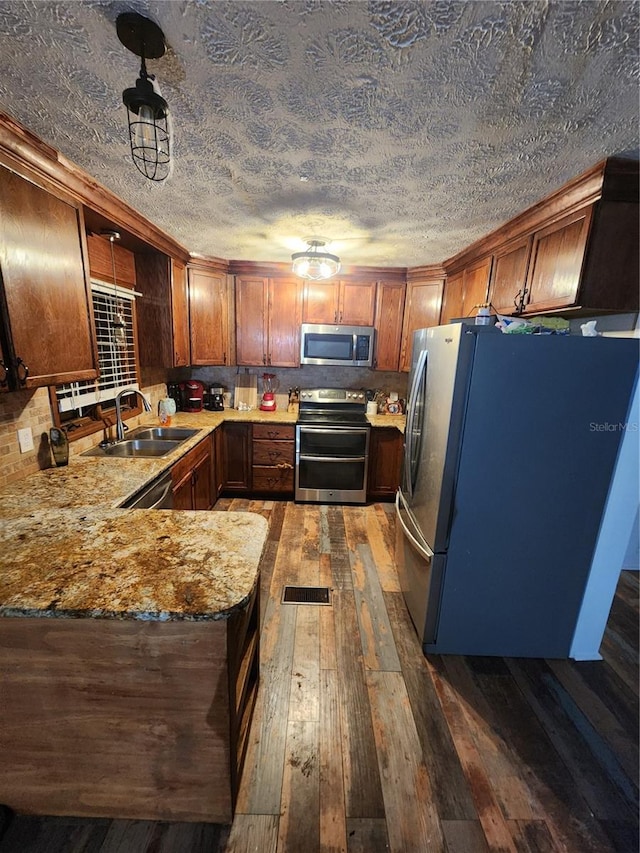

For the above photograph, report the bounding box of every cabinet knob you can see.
[15,358,29,385]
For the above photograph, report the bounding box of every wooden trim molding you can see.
[0,112,189,263]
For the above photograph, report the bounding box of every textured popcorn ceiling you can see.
[0,1,638,267]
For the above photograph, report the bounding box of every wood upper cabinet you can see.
[373,280,406,371]
[86,233,136,289]
[523,208,592,313]
[399,277,444,372]
[171,259,190,366]
[236,275,302,367]
[189,265,230,366]
[0,165,97,389]
[441,256,492,324]
[135,252,190,368]
[441,159,638,318]
[302,279,376,326]
[488,237,533,315]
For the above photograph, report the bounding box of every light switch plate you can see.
[17,427,34,453]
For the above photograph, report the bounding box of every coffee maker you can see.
[181,380,205,413]
[205,385,225,411]
[167,382,183,411]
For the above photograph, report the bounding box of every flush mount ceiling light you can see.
[116,12,170,182]
[291,240,341,280]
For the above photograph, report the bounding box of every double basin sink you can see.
[82,427,199,458]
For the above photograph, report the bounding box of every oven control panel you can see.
[299,388,366,403]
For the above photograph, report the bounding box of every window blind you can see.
[56,280,139,414]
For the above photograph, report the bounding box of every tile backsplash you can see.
[0,365,408,487]
[0,368,169,487]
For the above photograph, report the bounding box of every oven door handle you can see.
[298,455,367,463]
[297,427,369,435]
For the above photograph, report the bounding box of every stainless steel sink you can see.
[124,427,199,442]
[83,439,181,458]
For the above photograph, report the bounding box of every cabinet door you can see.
[374,281,405,371]
[399,279,444,372]
[189,267,229,365]
[172,469,194,510]
[489,237,532,315]
[192,444,213,510]
[339,280,376,325]
[222,423,251,491]
[440,272,464,326]
[302,280,339,323]
[0,339,8,394]
[86,234,137,289]
[367,427,403,500]
[236,277,268,366]
[525,208,592,312]
[268,277,302,367]
[0,166,97,388]
[213,426,224,498]
[171,259,190,366]
[461,257,492,318]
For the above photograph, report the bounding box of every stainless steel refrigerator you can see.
[395,322,638,658]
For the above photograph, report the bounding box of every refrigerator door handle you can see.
[396,490,434,559]
[404,348,428,498]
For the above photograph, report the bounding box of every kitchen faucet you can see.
[115,389,152,441]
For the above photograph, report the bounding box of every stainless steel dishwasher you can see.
[122,470,174,509]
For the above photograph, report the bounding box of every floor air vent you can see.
[282,586,331,605]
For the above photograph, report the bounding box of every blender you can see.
[259,373,279,412]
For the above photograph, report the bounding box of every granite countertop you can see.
[0,508,267,621]
[0,408,404,622]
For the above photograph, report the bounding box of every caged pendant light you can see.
[291,240,341,280]
[116,13,171,182]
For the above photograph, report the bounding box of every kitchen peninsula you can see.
[0,425,269,824]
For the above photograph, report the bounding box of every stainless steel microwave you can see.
[300,323,375,367]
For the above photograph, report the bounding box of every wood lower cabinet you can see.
[171,436,214,510]
[399,274,445,372]
[252,423,295,494]
[227,581,260,801]
[188,263,231,366]
[302,279,376,326]
[236,276,302,367]
[213,426,224,499]
[373,280,406,371]
[0,164,97,389]
[0,589,260,822]
[221,423,252,493]
[367,427,403,501]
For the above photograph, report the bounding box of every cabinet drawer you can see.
[252,424,295,441]
[170,436,209,486]
[252,440,294,466]
[252,465,294,492]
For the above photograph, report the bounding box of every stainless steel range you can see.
[295,388,370,504]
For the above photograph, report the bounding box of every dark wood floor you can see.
[0,500,637,852]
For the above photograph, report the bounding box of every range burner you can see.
[297,387,368,426]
